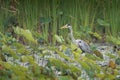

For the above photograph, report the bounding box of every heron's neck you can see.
[69,27,76,43]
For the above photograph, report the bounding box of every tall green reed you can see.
[0,0,11,32]
[0,0,120,44]
[103,0,120,37]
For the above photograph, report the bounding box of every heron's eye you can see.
[79,41,81,43]
[67,24,71,26]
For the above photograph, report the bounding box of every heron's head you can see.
[61,24,72,29]
[76,39,82,44]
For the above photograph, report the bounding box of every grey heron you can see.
[61,24,92,54]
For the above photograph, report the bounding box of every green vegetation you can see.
[0,0,120,80]
[0,0,120,44]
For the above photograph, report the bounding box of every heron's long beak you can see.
[60,24,68,29]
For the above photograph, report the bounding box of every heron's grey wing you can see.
[77,41,87,53]
[83,41,90,49]
[76,39,91,53]
[82,41,91,53]
[77,40,91,53]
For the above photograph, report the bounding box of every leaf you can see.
[49,58,69,69]
[17,48,30,55]
[13,27,22,35]
[115,58,120,65]
[12,65,28,79]
[78,60,91,71]
[84,57,101,72]
[113,69,119,75]
[89,32,102,40]
[0,54,6,61]
[58,76,74,80]
[70,43,78,51]
[70,43,82,54]
[12,43,30,54]
[69,65,81,73]
[93,50,103,59]
[22,30,36,43]
[54,34,64,43]
[0,32,7,43]
[96,73,105,79]
[109,60,116,69]
[27,56,34,64]
[107,53,116,59]
[39,74,46,80]
[21,56,28,62]
[73,52,80,59]
[13,27,37,44]
[3,62,12,69]
[61,45,68,50]
[117,51,120,56]
[105,74,115,79]
[86,53,103,61]
[97,19,110,26]
[106,36,120,45]
[13,42,25,48]
[50,47,73,62]
[2,45,18,59]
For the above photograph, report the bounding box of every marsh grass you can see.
[0,0,120,44]
[103,0,120,36]
[0,0,11,32]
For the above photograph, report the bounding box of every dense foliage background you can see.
[0,0,120,44]
[0,0,120,80]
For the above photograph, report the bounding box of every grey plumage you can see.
[76,39,92,53]
[61,24,92,53]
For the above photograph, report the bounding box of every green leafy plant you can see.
[13,27,37,44]
[106,36,120,45]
